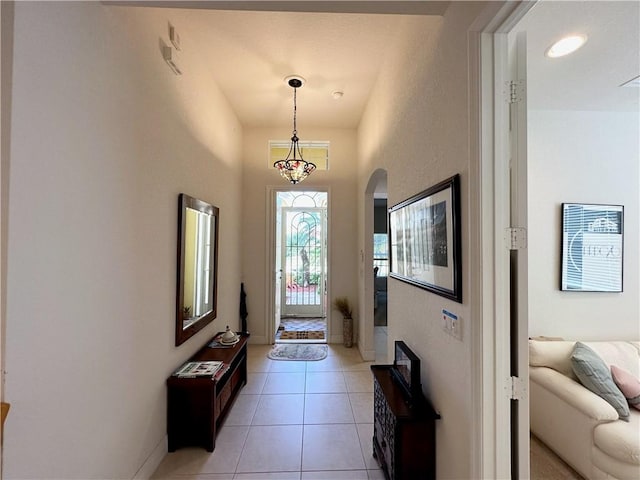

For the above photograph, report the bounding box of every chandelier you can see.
[274,76,316,184]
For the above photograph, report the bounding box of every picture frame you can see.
[391,340,422,402]
[561,203,624,292]
[389,174,462,303]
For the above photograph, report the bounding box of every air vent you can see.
[620,75,640,88]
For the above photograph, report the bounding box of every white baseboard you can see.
[247,335,269,344]
[133,435,167,479]
[359,347,376,361]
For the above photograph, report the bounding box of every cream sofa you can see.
[529,340,640,479]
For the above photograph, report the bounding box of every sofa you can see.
[529,339,640,479]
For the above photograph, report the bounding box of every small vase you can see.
[343,316,353,348]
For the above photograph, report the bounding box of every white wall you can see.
[4,3,243,478]
[528,109,640,339]
[241,127,358,345]
[357,3,488,479]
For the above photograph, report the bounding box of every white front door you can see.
[281,207,326,317]
[274,201,283,335]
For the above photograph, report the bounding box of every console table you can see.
[371,365,439,480]
[167,333,248,452]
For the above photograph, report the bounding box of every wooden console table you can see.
[167,333,248,452]
[371,365,439,480]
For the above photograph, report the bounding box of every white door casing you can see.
[507,29,531,480]
[265,187,331,343]
[470,1,536,478]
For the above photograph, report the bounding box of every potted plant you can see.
[332,296,353,348]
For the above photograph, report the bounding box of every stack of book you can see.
[173,360,224,378]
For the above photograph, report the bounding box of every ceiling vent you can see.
[620,75,640,88]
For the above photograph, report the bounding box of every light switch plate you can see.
[442,309,462,340]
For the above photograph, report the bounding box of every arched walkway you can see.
[359,169,387,361]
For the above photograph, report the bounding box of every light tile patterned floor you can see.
[152,343,388,480]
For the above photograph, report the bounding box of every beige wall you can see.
[4,3,242,478]
[528,110,640,339]
[357,3,487,479]
[242,128,358,344]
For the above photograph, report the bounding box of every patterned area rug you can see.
[279,330,325,340]
[268,344,329,361]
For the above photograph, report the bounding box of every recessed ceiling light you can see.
[545,34,588,58]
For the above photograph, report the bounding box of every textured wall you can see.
[4,3,242,478]
[357,3,487,479]
[528,110,640,339]
[241,127,358,345]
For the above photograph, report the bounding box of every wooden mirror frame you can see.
[176,193,219,346]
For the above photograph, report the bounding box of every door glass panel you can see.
[276,192,327,317]
[285,209,322,307]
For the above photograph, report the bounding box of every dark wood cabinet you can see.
[167,333,248,452]
[371,365,439,480]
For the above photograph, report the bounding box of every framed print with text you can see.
[561,203,623,292]
[389,174,462,303]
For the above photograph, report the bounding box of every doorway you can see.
[362,169,387,362]
[274,191,328,343]
[373,199,388,357]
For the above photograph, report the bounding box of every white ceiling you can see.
[180,9,436,128]
[117,1,639,128]
[115,1,445,128]
[518,0,639,112]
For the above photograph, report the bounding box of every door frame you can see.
[470,1,536,478]
[265,185,331,344]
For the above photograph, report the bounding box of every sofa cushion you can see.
[529,340,577,379]
[584,341,640,378]
[592,449,640,480]
[611,365,640,410]
[593,410,640,465]
[571,342,630,420]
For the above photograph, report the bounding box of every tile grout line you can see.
[300,360,307,474]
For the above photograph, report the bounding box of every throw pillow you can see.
[611,365,640,411]
[571,342,630,421]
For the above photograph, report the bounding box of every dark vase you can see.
[343,316,353,348]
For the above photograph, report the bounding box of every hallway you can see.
[152,344,388,479]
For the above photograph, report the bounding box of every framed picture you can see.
[561,203,624,292]
[389,174,462,302]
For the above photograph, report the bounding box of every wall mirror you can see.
[176,193,219,346]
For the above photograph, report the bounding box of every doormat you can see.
[279,330,325,340]
[268,344,329,361]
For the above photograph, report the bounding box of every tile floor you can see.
[152,342,389,480]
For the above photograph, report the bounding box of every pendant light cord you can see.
[292,86,298,138]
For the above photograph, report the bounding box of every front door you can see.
[281,207,326,317]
